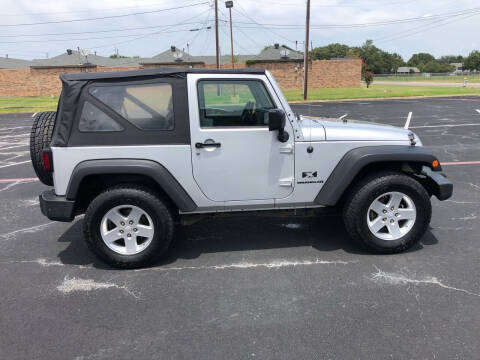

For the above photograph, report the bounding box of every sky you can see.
[0,0,478,62]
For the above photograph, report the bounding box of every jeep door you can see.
[188,74,294,202]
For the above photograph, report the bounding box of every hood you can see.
[299,116,413,142]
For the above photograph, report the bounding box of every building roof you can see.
[256,44,303,61]
[397,66,420,73]
[0,56,32,69]
[2,44,305,70]
[141,44,301,65]
[31,50,141,67]
[140,47,194,64]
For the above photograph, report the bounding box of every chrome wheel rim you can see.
[367,191,416,241]
[100,205,155,255]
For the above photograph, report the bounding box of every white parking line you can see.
[404,112,412,129]
[476,109,480,114]
[442,161,480,166]
[0,160,30,169]
[0,177,38,183]
[410,123,480,129]
[0,126,30,131]
[0,144,29,151]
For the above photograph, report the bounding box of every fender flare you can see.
[314,145,441,206]
[66,159,197,212]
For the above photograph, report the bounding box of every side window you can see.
[89,83,174,131]
[78,101,123,132]
[197,80,275,128]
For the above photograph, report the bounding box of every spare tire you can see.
[30,111,56,186]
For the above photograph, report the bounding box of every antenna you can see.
[173,49,184,62]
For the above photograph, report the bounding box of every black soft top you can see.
[52,67,266,147]
[60,67,266,82]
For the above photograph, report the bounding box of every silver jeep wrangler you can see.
[30,68,452,268]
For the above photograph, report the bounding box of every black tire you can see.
[343,172,431,254]
[30,111,56,186]
[83,185,174,269]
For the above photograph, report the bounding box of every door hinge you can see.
[279,144,294,154]
[279,178,294,187]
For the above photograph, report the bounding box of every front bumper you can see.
[421,166,453,201]
[39,190,75,222]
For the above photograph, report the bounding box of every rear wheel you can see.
[83,185,174,268]
[30,111,56,186]
[343,172,431,254]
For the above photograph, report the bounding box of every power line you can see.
[87,9,211,50]
[236,0,421,7]
[218,6,480,29]
[376,11,480,44]
[182,7,213,59]
[199,20,214,56]
[0,1,210,27]
[232,3,295,43]
[0,21,211,38]
[217,7,263,57]
[2,0,200,17]
[0,27,212,45]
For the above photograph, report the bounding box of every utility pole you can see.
[303,0,311,100]
[215,0,220,68]
[225,1,234,69]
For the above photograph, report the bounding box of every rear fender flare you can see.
[66,159,197,212]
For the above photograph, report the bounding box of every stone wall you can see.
[0,59,361,97]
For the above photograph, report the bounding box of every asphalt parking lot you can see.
[1,96,479,359]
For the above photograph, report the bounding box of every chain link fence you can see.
[374,72,480,82]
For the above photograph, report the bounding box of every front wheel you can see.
[343,172,432,254]
[83,185,174,268]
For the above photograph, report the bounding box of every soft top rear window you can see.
[89,83,174,131]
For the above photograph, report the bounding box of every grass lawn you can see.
[375,74,480,83]
[2,84,480,113]
[0,96,59,113]
[284,84,480,101]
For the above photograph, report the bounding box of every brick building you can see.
[0,45,361,97]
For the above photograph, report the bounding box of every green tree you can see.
[422,61,454,73]
[382,52,405,73]
[109,54,129,59]
[311,43,350,60]
[438,55,464,64]
[349,40,384,73]
[464,51,480,71]
[407,53,435,67]
[348,40,404,74]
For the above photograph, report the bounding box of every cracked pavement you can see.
[1,97,480,359]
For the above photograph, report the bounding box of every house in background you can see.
[397,66,421,75]
[450,63,463,74]
[0,56,31,69]
[15,44,304,70]
[255,44,303,61]
[31,49,141,68]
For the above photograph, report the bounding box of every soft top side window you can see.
[78,101,124,132]
[197,79,275,128]
[89,82,174,131]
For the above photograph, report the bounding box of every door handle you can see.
[195,142,221,149]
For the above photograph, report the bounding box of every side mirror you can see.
[268,109,289,143]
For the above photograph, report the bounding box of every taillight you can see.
[42,149,53,172]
